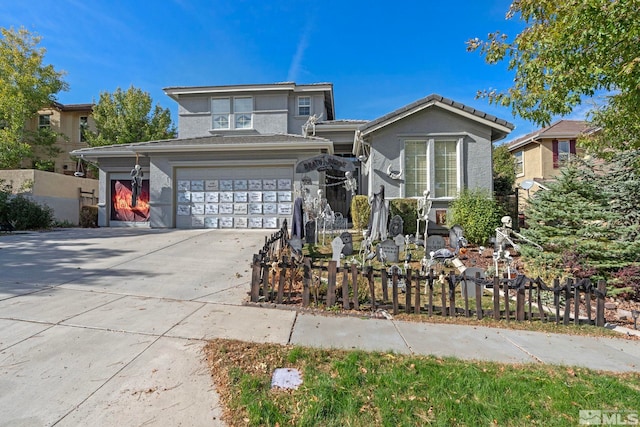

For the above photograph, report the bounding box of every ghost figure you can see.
[130,164,143,207]
[367,185,388,241]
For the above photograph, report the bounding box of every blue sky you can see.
[2,0,587,142]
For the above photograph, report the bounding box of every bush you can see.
[610,265,640,302]
[448,189,502,245]
[350,195,370,231]
[2,194,54,230]
[80,205,99,228]
[389,198,418,236]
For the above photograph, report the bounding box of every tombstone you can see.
[378,239,399,263]
[393,234,405,257]
[340,232,353,256]
[426,235,446,254]
[331,237,345,262]
[305,220,316,244]
[460,267,485,299]
[388,215,404,238]
[288,237,303,257]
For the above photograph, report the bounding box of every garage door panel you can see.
[175,166,293,229]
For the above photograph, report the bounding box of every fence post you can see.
[554,278,561,324]
[475,272,483,320]
[381,269,389,302]
[493,276,500,320]
[392,269,399,315]
[405,268,413,314]
[262,263,271,302]
[516,283,525,321]
[302,257,311,307]
[503,274,510,323]
[351,264,359,310]
[428,269,434,316]
[414,270,421,315]
[462,272,469,318]
[574,279,581,326]
[564,278,573,326]
[367,266,376,311]
[586,279,592,322]
[327,261,337,307]
[342,266,350,310]
[596,280,606,327]
[276,259,287,304]
[537,282,546,322]
[449,271,456,317]
[250,254,262,302]
[441,275,447,316]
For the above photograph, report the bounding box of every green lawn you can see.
[206,339,640,427]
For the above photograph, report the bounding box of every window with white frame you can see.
[211,97,253,130]
[514,150,524,176]
[298,96,310,116]
[434,140,458,198]
[39,114,51,129]
[404,140,428,197]
[404,138,462,199]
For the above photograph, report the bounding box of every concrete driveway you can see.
[0,228,291,427]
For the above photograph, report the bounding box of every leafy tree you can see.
[448,189,502,246]
[467,1,640,153]
[492,144,515,196]
[0,27,68,168]
[85,86,176,146]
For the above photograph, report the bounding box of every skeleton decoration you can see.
[344,171,357,193]
[130,164,143,207]
[416,190,432,242]
[495,216,542,252]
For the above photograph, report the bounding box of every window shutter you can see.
[569,139,577,155]
[552,139,559,168]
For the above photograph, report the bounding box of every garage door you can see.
[175,166,294,229]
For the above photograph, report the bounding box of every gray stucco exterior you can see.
[71,84,513,230]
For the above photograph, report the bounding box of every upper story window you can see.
[298,96,311,116]
[80,116,88,142]
[404,138,462,199]
[514,150,524,176]
[212,97,253,130]
[39,114,51,129]
[553,139,576,168]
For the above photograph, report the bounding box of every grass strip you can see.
[206,339,640,426]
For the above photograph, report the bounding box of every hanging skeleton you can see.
[130,163,143,207]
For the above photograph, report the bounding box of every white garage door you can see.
[175,166,294,229]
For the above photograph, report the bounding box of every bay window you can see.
[404,138,463,199]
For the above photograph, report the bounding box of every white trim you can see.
[435,102,512,134]
[169,159,297,167]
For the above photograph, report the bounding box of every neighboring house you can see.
[24,102,95,176]
[506,120,592,197]
[71,83,514,230]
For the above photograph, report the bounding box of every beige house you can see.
[506,120,592,196]
[24,102,94,176]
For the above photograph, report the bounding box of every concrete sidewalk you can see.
[0,229,638,426]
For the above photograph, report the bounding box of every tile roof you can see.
[358,94,514,136]
[506,120,593,151]
[71,134,331,156]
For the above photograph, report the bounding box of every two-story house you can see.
[506,120,592,199]
[71,82,513,230]
[25,102,95,176]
